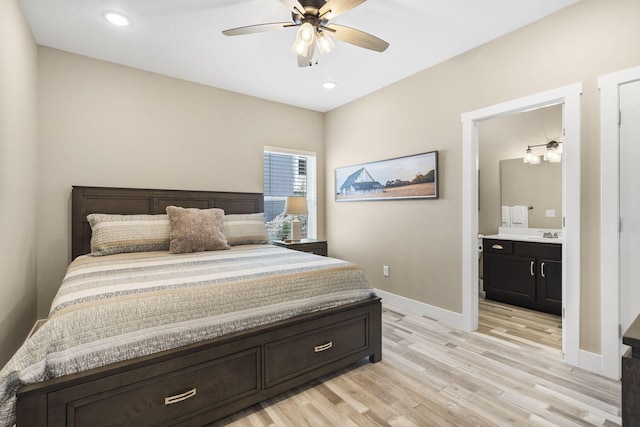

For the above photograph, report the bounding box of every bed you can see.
[2,186,381,427]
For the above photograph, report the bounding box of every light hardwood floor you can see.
[478,299,563,352]
[211,303,620,426]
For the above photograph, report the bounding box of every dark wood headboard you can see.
[71,186,264,259]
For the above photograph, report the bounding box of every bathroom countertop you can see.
[481,233,563,244]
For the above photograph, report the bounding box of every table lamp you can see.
[284,196,308,242]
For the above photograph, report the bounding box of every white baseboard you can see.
[374,289,464,329]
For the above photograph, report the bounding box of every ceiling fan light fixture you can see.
[316,31,335,55]
[221,0,390,68]
[297,22,315,46]
[291,37,309,56]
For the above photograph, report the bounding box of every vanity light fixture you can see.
[524,147,541,164]
[544,140,562,163]
[524,140,562,164]
[103,11,131,27]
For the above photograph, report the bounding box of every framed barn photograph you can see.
[335,151,439,201]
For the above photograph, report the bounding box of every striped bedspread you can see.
[0,244,374,426]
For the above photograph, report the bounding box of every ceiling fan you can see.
[222,0,389,67]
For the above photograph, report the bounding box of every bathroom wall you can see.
[478,104,563,235]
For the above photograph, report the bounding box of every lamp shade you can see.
[284,196,308,216]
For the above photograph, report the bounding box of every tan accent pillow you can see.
[87,213,170,256]
[166,206,230,254]
[223,213,269,246]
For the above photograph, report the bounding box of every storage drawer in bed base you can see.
[16,297,382,427]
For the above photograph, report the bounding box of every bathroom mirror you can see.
[477,103,563,234]
[500,157,562,229]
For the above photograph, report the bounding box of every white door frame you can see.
[461,83,582,368]
[599,65,640,379]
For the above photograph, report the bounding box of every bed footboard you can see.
[16,297,381,427]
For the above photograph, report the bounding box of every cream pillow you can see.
[87,213,170,256]
[223,213,269,246]
[166,206,230,254]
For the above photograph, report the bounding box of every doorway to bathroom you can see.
[461,83,582,368]
[476,104,564,352]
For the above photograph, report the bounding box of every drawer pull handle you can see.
[530,260,535,276]
[314,341,333,353]
[541,262,546,278]
[165,388,197,405]
[492,244,504,250]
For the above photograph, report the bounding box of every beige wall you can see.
[36,48,325,315]
[0,0,38,365]
[478,104,563,234]
[325,0,640,353]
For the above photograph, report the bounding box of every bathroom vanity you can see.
[482,233,562,315]
[623,314,640,425]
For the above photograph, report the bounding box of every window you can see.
[263,147,317,241]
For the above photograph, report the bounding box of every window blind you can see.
[263,148,317,240]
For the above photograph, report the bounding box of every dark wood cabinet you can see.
[623,315,640,426]
[483,238,562,315]
[272,239,328,256]
[537,258,562,309]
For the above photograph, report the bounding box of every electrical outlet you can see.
[545,209,556,218]
[383,265,390,277]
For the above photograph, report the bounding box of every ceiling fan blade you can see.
[324,24,389,52]
[222,22,293,36]
[297,41,316,67]
[319,0,366,20]
[279,0,306,15]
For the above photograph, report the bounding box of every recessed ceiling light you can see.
[322,81,337,90]
[103,11,131,27]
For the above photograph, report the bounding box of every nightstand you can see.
[272,239,328,256]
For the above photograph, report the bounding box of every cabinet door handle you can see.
[541,262,546,278]
[530,261,535,276]
[165,388,197,405]
[314,341,333,353]
[491,244,503,250]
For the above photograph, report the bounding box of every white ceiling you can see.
[19,0,581,112]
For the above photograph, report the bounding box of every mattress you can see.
[0,244,374,426]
